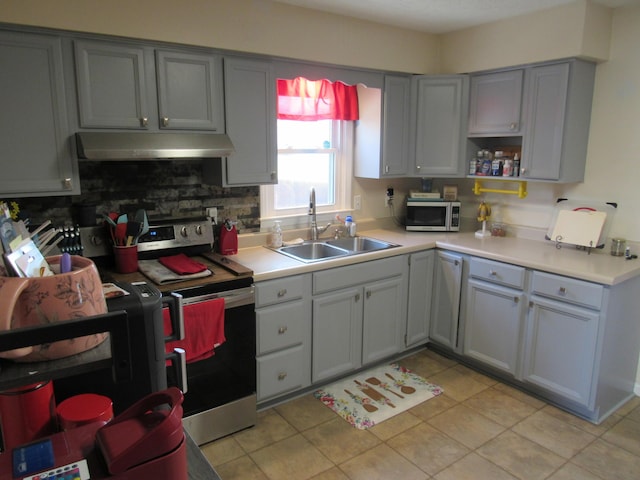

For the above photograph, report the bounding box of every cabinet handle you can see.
[513,296,519,304]
[510,122,518,130]
[277,372,287,381]
[278,326,288,334]
[277,289,287,297]
[62,178,72,190]
[529,300,534,308]
[489,270,497,276]
[558,287,567,296]
[355,293,360,302]
[271,172,276,179]
[161,117,169,127]
[140,117,148,127]
[520,167,526,175]
[416,165,421,170]
[366,290,372,299]
[454,260,460,266]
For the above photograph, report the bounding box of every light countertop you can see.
[231,227,640,286]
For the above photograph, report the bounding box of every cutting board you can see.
[548,210,607,248]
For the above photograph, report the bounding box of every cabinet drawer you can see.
[255,274,308,307]
[313,255,405,294]
[469,257,526,289]
[257,300,308,355]
[531,271,604,310]
[257,345,309,401]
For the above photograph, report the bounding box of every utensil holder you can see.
[114,245,138,273]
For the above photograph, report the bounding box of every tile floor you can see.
[200,348,640,479]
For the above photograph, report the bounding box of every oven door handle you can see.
[162,292,185,341]
[166,347,188,394]
[180,286,255,309]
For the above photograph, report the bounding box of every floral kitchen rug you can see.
[314,363,443,429]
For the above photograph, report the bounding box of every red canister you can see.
[0,381,56,450]
[57,393,114,430]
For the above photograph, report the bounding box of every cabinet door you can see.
[523,296,599,407]
[413,75,468,176]
[520,62,568,180]
[312,287,363,383]
[156,50,224,131]
[464,280,526,376]
[430,251,463,350]
[0,31,77,196]
[406,250,435,347]
[468,69,523,135]
[222,57,276,185]
[362,276,405,365]
[381,75,411,177]
[75,40,149,129]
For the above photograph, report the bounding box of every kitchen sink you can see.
[325,236,397,253]
[271,236,399,263]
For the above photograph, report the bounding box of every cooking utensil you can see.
[135,209,149,237]
[354,380,395,407]
[344,389,377,413]
[115,222,127,246]
[126,221,141,246]
[365,377,404,398]
[385,373,416,395]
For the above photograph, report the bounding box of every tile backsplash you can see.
[10,160,261,233]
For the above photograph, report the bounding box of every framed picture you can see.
[443,185,458,201]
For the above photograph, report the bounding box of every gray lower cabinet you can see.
[457,256,640,423]
[429,251,464,350]
[74,39,224,131]
[312,256,407,383]
[217,57,277,186]
[255,274,312,403]
[0,30,78,196]
[405,250,435,348]
[463,257,527,376]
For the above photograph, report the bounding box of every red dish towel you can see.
[159,254,208,275]
[163,298,225,363]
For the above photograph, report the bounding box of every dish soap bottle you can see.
[270,221,283,248]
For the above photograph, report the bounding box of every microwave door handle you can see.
[166,347,188,394]
[163,292,185,341]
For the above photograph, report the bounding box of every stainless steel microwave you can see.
[405,200,461,232]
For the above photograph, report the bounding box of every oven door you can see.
[165,285,256,445]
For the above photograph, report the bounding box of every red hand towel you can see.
[163,298,225,363]
[159,254,208,275]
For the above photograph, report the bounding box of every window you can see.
[260,119,352,228]
[260,77,358,230]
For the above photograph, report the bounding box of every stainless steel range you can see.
[81,219,257,445]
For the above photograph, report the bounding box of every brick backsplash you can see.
[9,160,260,233]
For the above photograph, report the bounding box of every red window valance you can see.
[277,77,359,121]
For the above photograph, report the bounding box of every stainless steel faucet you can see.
[309,187,331,240]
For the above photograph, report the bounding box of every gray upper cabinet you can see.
[155,50,224,131]
[468,69,523,136]
[75,40,224,131]
[520,60,595,182]
[354,75,411,178]
[74,40,150,129]
[412,75,469,177]
[0,31,78,196]
[219,57,276,186]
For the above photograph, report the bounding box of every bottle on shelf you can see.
[513,153,520,177]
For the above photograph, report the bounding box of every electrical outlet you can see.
[354,195,361,210]
[385,188,393,207]
[206,207,218,224]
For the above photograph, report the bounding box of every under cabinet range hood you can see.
[76,132,235,160]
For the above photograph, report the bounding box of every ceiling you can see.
[273,0,640,34]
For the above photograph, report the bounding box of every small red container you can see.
[57,393,114,430]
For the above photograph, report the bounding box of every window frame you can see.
[260,120,353,231]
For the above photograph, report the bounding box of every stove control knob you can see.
[180,226,189,238]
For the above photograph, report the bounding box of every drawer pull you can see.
[558,287,567,296]
[277,289,287,297]
[278,326,288,334]
[355,293,360,302]
[277,372,287,381]
[514,296,519,304]
[489,270,497,276]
